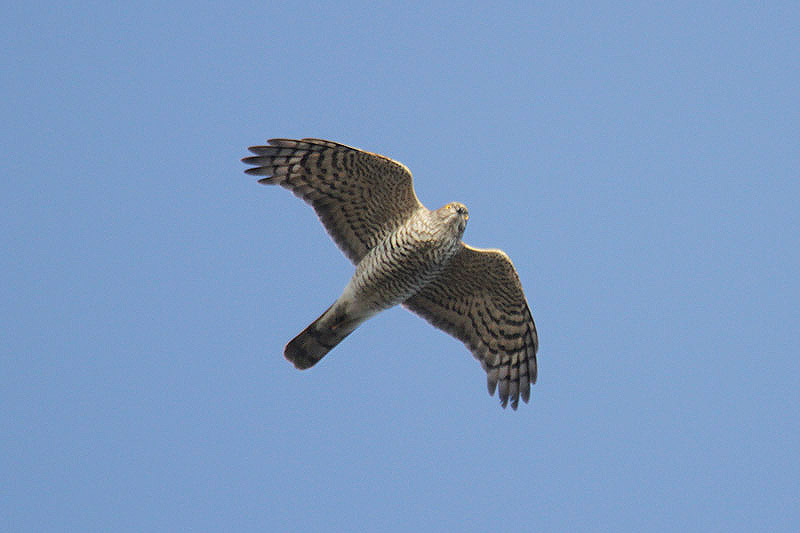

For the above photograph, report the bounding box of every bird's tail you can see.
[284,303,362,370]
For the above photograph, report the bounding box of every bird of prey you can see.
[241,138,538,409]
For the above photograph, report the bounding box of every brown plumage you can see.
[242,138,538,409]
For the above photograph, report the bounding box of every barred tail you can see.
[284,304,362,370]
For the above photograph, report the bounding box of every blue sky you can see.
[3,2,799,531]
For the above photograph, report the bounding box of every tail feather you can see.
[284,304,361,370]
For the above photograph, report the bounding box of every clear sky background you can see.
[3,2,799,531]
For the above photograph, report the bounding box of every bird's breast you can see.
[346,222,460,312]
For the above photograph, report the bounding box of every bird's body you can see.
[347,204,466,311]
[284,204,466,370]
[242,138,538,409]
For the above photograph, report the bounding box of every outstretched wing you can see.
[403,244,538,409]
[242,138,423,263]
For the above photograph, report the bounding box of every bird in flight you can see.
[242,138,538,409]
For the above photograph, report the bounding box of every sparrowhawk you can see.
[241,138,538,409]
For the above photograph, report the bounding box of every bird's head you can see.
[437,202,469,238]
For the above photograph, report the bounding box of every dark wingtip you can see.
[244,167,273,178]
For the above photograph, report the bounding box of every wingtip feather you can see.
[243,167,272,176]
